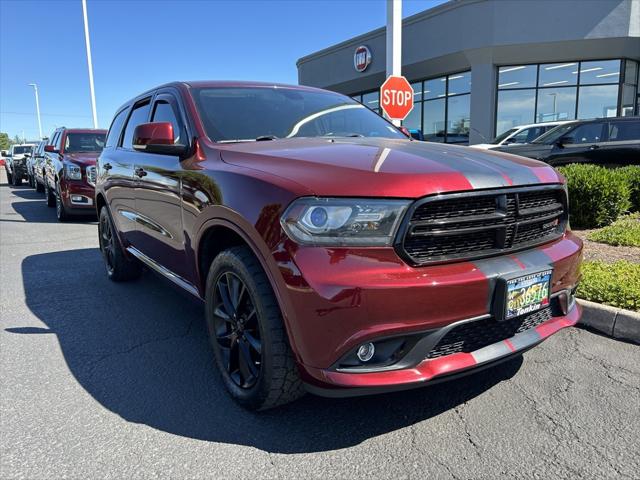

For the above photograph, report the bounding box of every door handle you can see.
[103,162,112,170]
[135,167,147,178]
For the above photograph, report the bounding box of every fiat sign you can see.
[354,46,371,72]
[380,75,414,120]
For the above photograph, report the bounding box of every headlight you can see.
[280,197,410,246]
[65,163,82,180]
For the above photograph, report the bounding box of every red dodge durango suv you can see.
[43,127,107,221]
[96,81,583,410]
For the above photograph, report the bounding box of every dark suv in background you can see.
[95,81,582,410]
[43,127,107,221]
[496,116,640,166]
[27,139,48,191]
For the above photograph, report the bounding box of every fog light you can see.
[71,195,83,202]
[356,342,375,362]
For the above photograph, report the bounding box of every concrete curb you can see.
[577,299,640,344]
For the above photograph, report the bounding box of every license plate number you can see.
[504,269,552,320]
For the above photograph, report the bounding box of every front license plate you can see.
[504,269,552,320]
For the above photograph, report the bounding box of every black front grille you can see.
[399,186,566,265]
[427,308,552,359]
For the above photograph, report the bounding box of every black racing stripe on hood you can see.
[473,256,525,312]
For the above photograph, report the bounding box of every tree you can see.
[0,132,11,150]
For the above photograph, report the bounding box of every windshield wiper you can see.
[322,132,364,138]
[255,135,278,141]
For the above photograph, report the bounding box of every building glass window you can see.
[496,89,536,136]
[411,81,423,102]
[578,60,621,85]
[621,59,639,116]
[423,98,446,142]
[447,94,470,143]
[498,65,537,89]
[538,62,578,87]
[536,87,577,122]
[496,59,628,136]
[424,77,446,99]
[578,85,619,118]
[447,71,471,96]
[362,91,380,114]
[403,103,421,131]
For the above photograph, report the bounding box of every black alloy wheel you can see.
[212,271,262,389]
[99,209,116,275]
[55,183,67,221]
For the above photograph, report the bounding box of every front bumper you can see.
[275,231,583,393]
[60,181,96,213]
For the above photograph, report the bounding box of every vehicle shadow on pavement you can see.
[16,248,522,454]
[5,189,96,224]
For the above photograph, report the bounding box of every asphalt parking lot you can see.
[1,171,639,480]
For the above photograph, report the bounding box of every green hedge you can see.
[587,213,640,247]
[557,164,631,229]
[615,166,640,213]
[577,261,640,312]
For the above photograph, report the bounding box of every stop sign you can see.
[380,75,414,120]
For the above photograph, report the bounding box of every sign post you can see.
[380,75,414,121]
[386,0,402,125]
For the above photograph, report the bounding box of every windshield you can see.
[492,128,518,144]
[13,146,33,155]
[64,133,106,153]
[532,124,575,144]
[192,87,406,142]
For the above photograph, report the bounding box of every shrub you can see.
[557,164,631,228]
[577,261,640,311]
[614,166,640,213]
[587,213,640,247]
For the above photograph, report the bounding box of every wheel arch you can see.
[195,216,301,361]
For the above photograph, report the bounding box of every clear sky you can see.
[0,0,447,140]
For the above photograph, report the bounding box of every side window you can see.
[608,121,640,142]
[105,108,129,148]
[49,132,59,149]
[567,123,605,144]
[512,128,535,143]
[151,99,184,145]
[54,131,63,150]
[121,100,151,149]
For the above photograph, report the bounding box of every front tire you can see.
[12,171,22,186]
[44,180,55,207]
[55,182,68,222]
[98,206,142,281]
[35,178,44,193]
[205,246,304,410]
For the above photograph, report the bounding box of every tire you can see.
[205,246,304,410]
[98,206,142,282]
[35,178,44,193]
[12,171,22,186]
[44,180,56,207]
[6,169,12,185]
[55,183,67,222]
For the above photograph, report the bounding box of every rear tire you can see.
[205,246,305,410]
[35,178,44,193]
[12,172,21,186]
[6,169,12,185]
[98,206,142,282]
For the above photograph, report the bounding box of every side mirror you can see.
[24,152,31,158]
[504,137,517,144]
[133,122,188,156]
[44,145,58,153]
[556,136,574,147]
[0,150,7,156]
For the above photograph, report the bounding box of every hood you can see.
[219,137,561,198]
[468,143,496,150]
[63,152,100,166]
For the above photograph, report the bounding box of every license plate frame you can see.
[493,268,553,322]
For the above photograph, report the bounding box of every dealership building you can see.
[296,0,640,144]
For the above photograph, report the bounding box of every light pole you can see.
[81,0,98,128]
[28,83,43,139]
